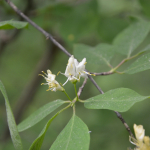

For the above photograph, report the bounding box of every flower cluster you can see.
[40,70,63,92]
[40,55,89,91]
[62,55,89,85]
[129,124,150,150]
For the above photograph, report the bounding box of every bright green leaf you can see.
[0,20,28,30]
[125,53,150,74]
[50,115,90,150]
[113,21,150,57]
[18,100,65,132]
[73,43,114,66]
[84,88,149,112]
[0,81,23,150]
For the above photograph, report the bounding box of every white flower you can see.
[63,55,78,84]
[76,58,88,79]
[40,70,63,92]
[62,55,89,85]
[134,124,145,142]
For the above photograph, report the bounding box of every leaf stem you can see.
[74,83,78,101]
[78,99,85,103]
[110,52,143,73]
[63,90,72,101]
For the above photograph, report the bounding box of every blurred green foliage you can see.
[0,0,150,150]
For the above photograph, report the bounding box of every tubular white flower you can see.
[40,70,63,92]
[62,55,90,85]
[76,58,88,79]
[63,55,78,85]
[134,124,145,142]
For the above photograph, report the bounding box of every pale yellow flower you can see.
[40,70,63,92]
[129,124,150,150]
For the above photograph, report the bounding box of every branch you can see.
[4,0,135,139]
[77,78,87,98]
[4,0,71,57]
[90,71,113,76]
[0,0,34,56]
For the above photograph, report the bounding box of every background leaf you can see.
[0,81,23,150]
[18,100,65,132]
[73,43,114,66]
[0,20,28,30]
[50,114,90,150]
[125,53,150,74]
[84,88,149,112]
[113,21,150,56]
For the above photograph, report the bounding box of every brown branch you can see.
[4,0,71,57]
[4,0,135,139]
[77,78,87,98]
[0,0,34,56]
[114,111,134,138]
[90,71,113,76]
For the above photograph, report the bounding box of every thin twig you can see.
[77,78,87,98]
[0,0,34,56]
[90,71,113,76]
[114,111,135,138]
[88,75,104,94]
[4,0,135,139]
[4,0,71,57]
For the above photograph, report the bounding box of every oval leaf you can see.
[73,43,114,66]
[113,21,150,56]
[0,20,28,30]
[18,100,65,132]
[0,81,23,150]
[50,115,90,150]
[84,88,149,112]
[125,53,150,74]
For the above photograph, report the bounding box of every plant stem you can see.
[110,52,143,73]
[63,90,72,101]
[78,99,85,103]
[74,83,78,101]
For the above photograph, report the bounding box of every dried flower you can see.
[40,70,63,92]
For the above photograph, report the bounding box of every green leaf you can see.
[139,44,150,54]
[50,115,90,150]
[0,20,28,30]
[125,53,150,74]
[29,104,70,150]
[0,81,23,150]
[18,100,65,132]
[113,21,150,57]
[73,43,114,66]
[84,88,149,112]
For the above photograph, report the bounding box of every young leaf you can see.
[113,21,150,57]
[18,100,65,132]
[0,81,23,150]
[50,115,90,150]
[29,104,71,150]
[73,43,114,67]
[125,53,150,74]
[0,20,28,30]
[84,88,149,112]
